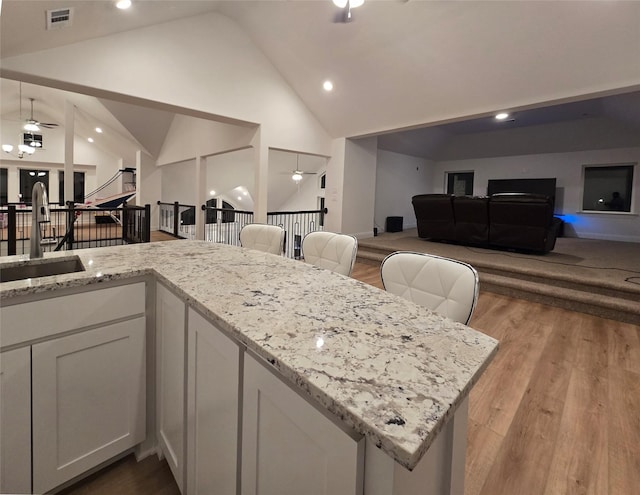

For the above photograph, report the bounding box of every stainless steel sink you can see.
[0,256,85,283]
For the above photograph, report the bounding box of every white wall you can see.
[374,150,432,233]
[1,12,332,158]
[432,146,640,242]
[160,159,196,206]
[340,137,378,238]
[206,148,255,212]
[156,114,257,166]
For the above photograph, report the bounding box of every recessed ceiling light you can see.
[116,0,132,9]
[323,80,334,92]
[495,112,509,120]
[243,191,248,196]
[95,127,103,133]
[87,137,94,143]
[237,196,242,201]
[333,0,364,8]
[209,190,216,196]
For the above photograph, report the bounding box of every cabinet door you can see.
[187,308,240,495]
[156,283,186,492]
[0,347,31,495]
[32,317,146,494]
[242,354,364,495]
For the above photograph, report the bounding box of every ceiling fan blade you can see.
[39,123,59,128]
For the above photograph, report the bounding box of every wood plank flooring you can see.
[60,261,640,495]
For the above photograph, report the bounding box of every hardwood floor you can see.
[57,454,180,495]
[60,261,640,495]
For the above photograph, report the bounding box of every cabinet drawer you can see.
[0,282,145,348]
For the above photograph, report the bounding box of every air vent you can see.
[46,8,74,30]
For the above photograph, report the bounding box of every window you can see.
[59,171,85,204]
[23,132,43,149]
[582,164,634,213]
[19,169,49,204]
[320,173,326,190]
[446,171,474,196]
[0,168,7,205]
[205,198,235,223]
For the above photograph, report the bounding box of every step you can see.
[479,273,639,325]
[357,247,640,325]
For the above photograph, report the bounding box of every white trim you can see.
[572,232,640,243]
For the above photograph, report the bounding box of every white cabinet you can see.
[241,353,364,495]
[156,283,186,492]
[0,281,146,495]
[0,347,31,494]
[186,308,241,495]
[31,317,146,494]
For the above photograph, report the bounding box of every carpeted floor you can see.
[358,229,640,293]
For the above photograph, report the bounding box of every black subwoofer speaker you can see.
[386,216,403,233]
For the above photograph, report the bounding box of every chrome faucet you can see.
[30,181,50,259]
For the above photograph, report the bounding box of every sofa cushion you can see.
[452,196,489,245]
[412,194,456,241]
[489,193,556,252]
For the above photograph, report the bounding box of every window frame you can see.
[445,171,474,196]
[19,169,50,204]
[580,162,636,214]
[0,168,7,205]
[58,171,86,205]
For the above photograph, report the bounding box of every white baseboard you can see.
[353,231,376,239]
[571,232,640,243]
[134,445,159,462]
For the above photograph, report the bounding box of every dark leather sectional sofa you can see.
[412,193,562,253]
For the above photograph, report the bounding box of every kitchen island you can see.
[0,241,498,494]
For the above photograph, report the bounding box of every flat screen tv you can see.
[487,178,556,205]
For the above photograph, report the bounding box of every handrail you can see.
[1,202,151,255]
[201,205,254,215]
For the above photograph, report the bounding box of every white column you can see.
[117,158,124,194]
[324,138,346,233]
[194,155,206,240]
[251,127,268,223]
[64,100,74,204]
[136,150,161,230]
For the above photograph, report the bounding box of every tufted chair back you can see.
[302,231,358,276]
[380,251,479,325]
[239,224,285,255]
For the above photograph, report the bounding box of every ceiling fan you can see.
[281,155,318,182]
[23,98,59,132]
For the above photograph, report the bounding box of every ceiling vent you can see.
[46,8,74,30]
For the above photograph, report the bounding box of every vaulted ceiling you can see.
[1,0,639,160]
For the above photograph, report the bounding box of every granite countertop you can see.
[0,241,498,470]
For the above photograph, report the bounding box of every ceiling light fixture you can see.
[209,190,216,196]
[292,172,303,183]
[333,0,364,8]
[495,112,509,120]
[95,127,103,133]
[2,143,36,159]
[323,80,334,92]
[24,121,39,132]
[116,0,132,9]
[87,137,94,143]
